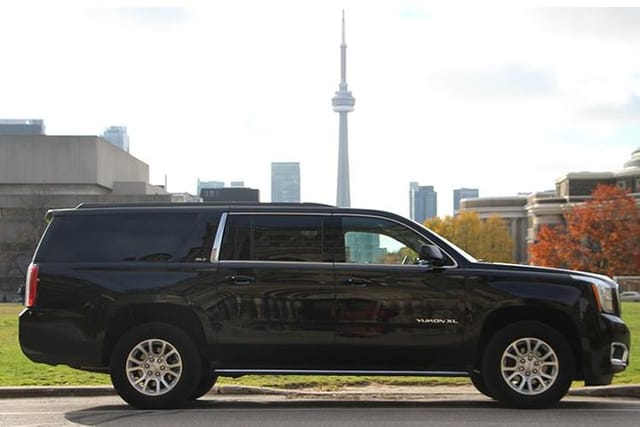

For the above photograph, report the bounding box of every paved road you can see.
[3,394,640,426]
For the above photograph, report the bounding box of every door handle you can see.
[226,275,255,285]
[343,278,371,287]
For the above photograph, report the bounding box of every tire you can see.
[190,366,218,400]
[470,371,495,400]
[481,321,574,409]
[110,322,202,409]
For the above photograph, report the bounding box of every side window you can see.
[341,216,430,265]
[220,215,326,262]
[37,213,215,263]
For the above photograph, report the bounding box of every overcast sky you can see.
[2,1,640,217]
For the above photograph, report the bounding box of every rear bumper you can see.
[583,313,630,386]
[19,308,106,371]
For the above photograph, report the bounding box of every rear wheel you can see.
[482,321,574,409]
[110,323,202,409]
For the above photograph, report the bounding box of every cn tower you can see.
[332,11,355,208]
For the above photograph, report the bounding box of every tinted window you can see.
[37,213,216,263]
[340,216,431,265]
[220,215,326,262]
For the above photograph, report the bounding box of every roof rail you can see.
[75,202,334,209]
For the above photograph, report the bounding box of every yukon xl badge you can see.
[416,318,459,325]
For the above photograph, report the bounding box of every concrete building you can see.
[526,147,640,246]
[102,126,130,152]
[409,182,437,223]
[453,188,479,214]
[459,196,529,264]
[200,187,260,202]
[0,119,45,136]
[0,135,171,300]
[332,12,355,208]
[457,147,640,266]
[271,162,300,202]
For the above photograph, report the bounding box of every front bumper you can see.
[583,313,630,386]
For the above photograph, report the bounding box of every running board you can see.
[214,369,469,377]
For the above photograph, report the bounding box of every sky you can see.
[2,1,640,217]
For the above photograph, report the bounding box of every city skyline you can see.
[1,4,639,217]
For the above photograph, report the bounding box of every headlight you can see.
[591,280,616,313]
[592,282,615,313]
[572,275,617,314]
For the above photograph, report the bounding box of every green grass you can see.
[1,303,639,388]
[614,302,640,384]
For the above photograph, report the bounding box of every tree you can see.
[0,192,51,281]
[424,211,514,262]
[530,184,640,276]
[482,215,515,262]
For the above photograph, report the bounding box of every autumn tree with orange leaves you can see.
[530,184,640,277]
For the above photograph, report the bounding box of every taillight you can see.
[25,263,39,307]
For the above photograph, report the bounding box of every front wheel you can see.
[482,321,574,409]
[190,366,218,400]
[110,323,202,409]
[470,371,495,400]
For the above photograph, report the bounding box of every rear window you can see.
[36,212,216,263]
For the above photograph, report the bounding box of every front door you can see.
[334,215,466,371]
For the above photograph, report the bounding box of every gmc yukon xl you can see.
[19,203,630,409]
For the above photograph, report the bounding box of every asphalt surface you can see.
[0,383,638,399]
[3,391,640,427]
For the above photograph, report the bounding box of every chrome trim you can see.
[611,342,629,369]
[210,212,228,262]
[226,212,333,216]
[218,260,334,267]
[214,369,469,377]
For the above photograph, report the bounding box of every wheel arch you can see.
[474,306,583,379]
[102,303,209,367]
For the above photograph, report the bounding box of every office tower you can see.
[102,126,130,152]
[453,188,479,213]
[197,179,224,197]
[271,162,301,202]
[0,119,44,135]
[410,182,437,223]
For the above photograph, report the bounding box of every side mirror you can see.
[419,244,446,267]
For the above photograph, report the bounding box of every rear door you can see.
[211,212,336,369]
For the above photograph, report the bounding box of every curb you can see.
[0,384,638,399]
[0,386,116,399]
[568,385,640,398]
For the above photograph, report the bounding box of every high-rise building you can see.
[102,126,130,152]
[0,119,45,135]
[271,162,300,202]
[453,188,479,213]
[332,11,355,207]
[410,182,437,223]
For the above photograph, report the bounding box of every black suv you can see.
[19,203,630,409]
